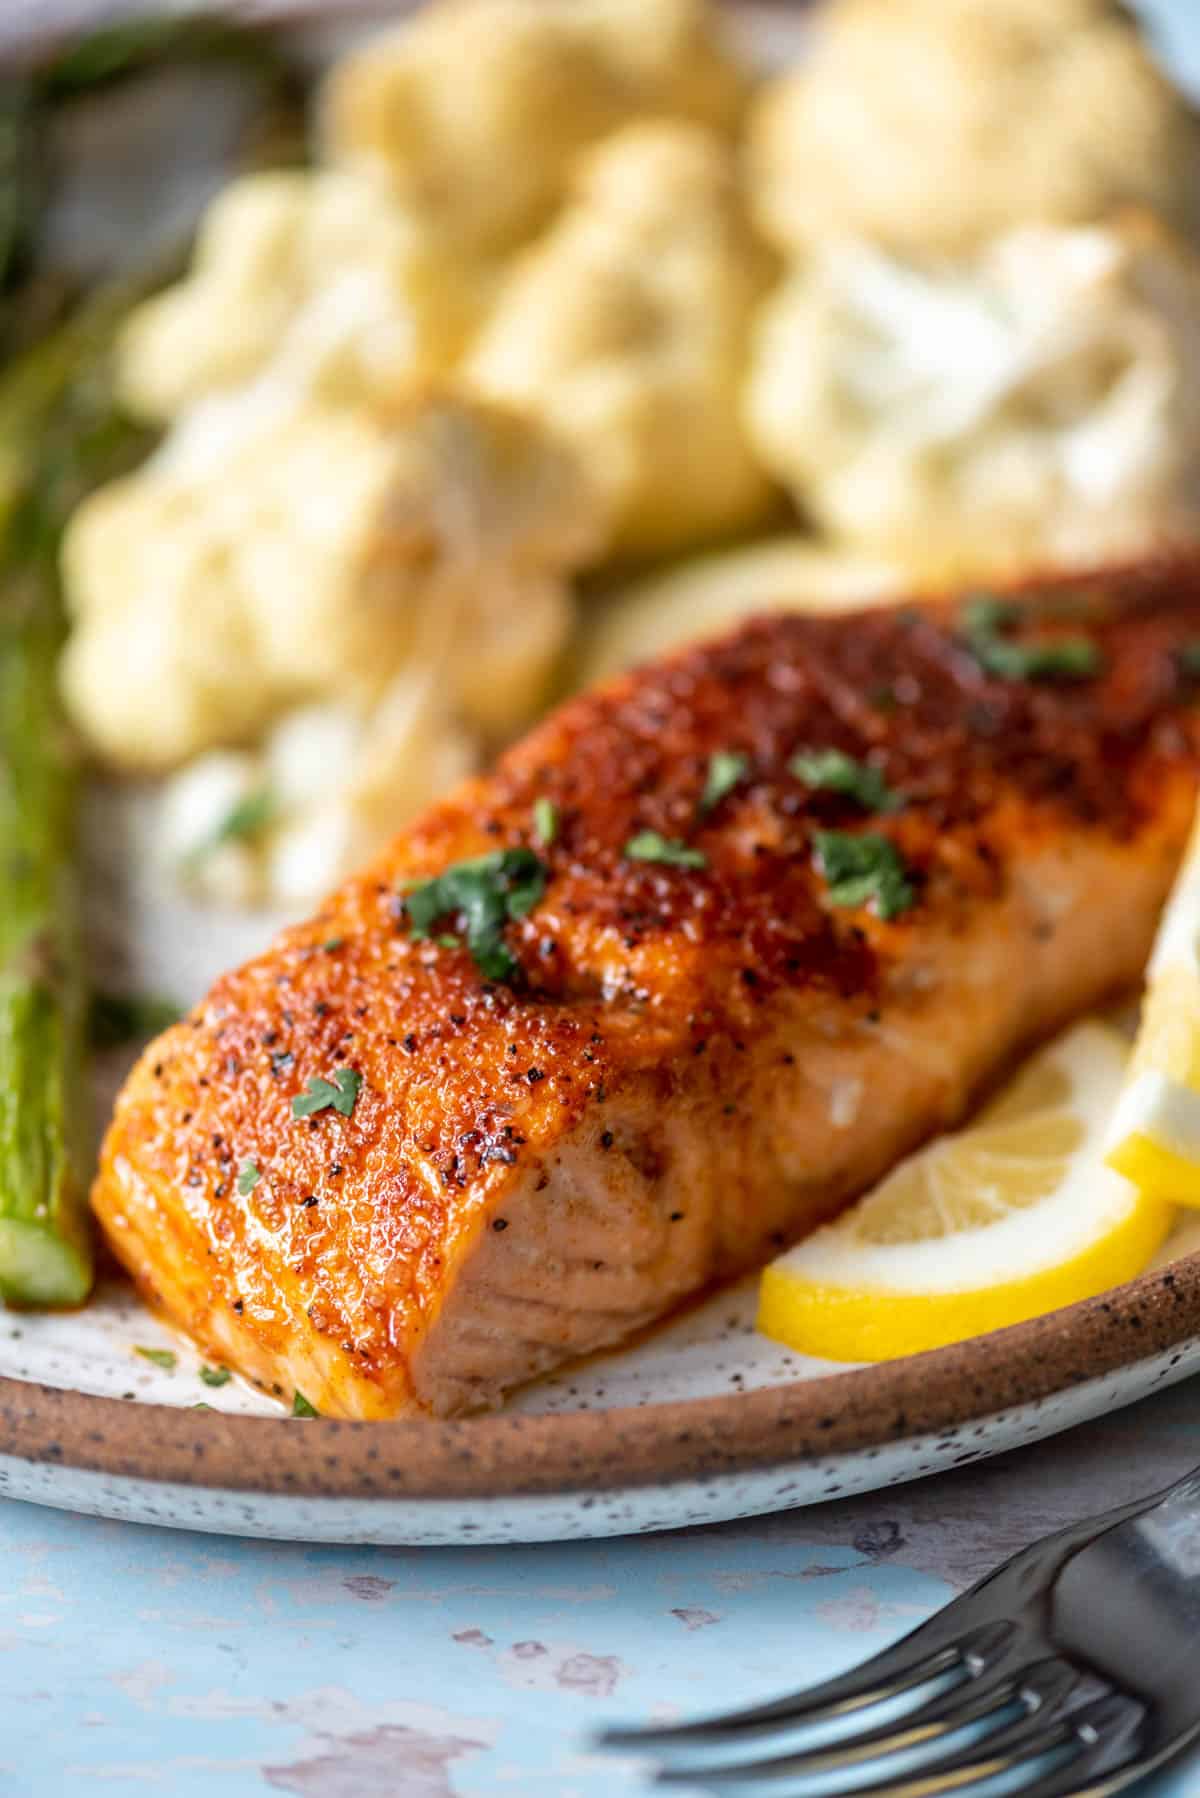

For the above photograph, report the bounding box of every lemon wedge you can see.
[1106,807,1200,1206]
[759,1021,1170,1363]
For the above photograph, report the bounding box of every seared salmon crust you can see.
[95,558,1200,1415]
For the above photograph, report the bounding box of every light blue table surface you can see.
[7,3,1200,1794]
[3,1377,1200,1797]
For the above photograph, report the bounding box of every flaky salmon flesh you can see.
[93,559,1200,1417]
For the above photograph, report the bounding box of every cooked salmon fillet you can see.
[94,559,1200,1417]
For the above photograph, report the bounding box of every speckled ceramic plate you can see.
[4,797,1200,1544]
[5,1233,1200,1544]
[8,3,1200,1545]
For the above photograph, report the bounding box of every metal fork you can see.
[598,1465,1200,1795]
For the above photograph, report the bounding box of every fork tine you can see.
[597,1618,1016,1751]
[1056,1717,1200,1798]
[988,1694,1147,1798]
[821,1692,1144,1798]
[651,1682,1119,1796]
[649,1657,1078,1789]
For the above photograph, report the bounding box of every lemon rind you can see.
[1107,1128,1200,1207]
[757,1191,1171,1363]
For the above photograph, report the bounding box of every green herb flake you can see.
[961,594,1018,639]
[213,787,276,847]
[291,1067,363,1121]
[134,1345,176,1372]
[199,1365,232,1388]
[533,796,559,846]
[401,847,548,982]
[322,937,344,953]
[960,593,1101,682]
[790,748,900,813]
[1178,641,1200,678]
[292,1389,319,1418]
[193,1402,213,1412]
[436,934,462,950]
[814,830,916,922]
[623,831,707,870]
[236,1159,261,1196]
[699,749,748,815]
[979,636,1100,681]
[183,787,277,872]
[89,989,182,1050]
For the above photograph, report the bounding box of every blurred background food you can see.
[62,388,603,902]
[748,0,1200,255]
[745,212,1200,580]
[573,535,906,684]
[321,0,748,254]
[465,118,774,558]
[36,0,1200,909]
[111,168,487,421]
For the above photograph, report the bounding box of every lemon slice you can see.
[759,1021,1170,1362]
[1106,806,1200,1206]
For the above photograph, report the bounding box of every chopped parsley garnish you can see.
[236,1160,261,1196]
[199,1365,232,1388]
[699,750,748,815]
[624,831,707,870]
[212,787,276,847]
[814,830,916,921]
[790,748,900,813]
[291,1067,362,1120]
[436,934,463,950]
[1179,641,1200,677]
[533,796,559,846]
[962,595,1016,639]
[292,1389,319,1418]
[986,636,1100,681]
[960,593,1101,682]
[402,847,547,982]
[184,787,277,871]
[134,1346,176,1372]
[89,989,182,1049]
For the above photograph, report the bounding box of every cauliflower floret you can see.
[744,213,1200,579]
[61,389,606,773]
[159,685,479,908]
[260,682,478,907]
[312,674,476,865]
[370,395,601,734]
[322,0,747,257]
[748,0,1200,257]
[466,120,774,558]
[61,408,412,767]
[155,749,266,909]
[116,168,489,423]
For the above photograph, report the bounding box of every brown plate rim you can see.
[1,1255,1198,1502]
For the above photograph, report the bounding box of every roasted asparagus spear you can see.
[0,286,154,1304]
[0,13,304,1304]
[0,549,91,1302]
